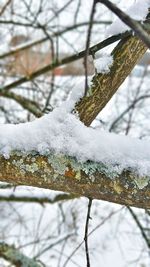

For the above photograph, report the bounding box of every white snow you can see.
[0,88,150,177]
[106,0,150,36]
[94,53,113,74]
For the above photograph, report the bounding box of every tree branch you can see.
[0,242,41,267]
[1,32,130,91]
[84,0,97,95]
[0,152,149,209]
[0,8,150,211]
[0,0,12,16]
[76,34,147,125]
[98,0,150,48]
[0,192,77,204]
[0,21,111,60]
[84,198,92,267]
[127,206,150,248]
[0,90,42,117]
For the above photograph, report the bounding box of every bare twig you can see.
[84,0,97,96]
[1,31,130,91]
[37,24,56,112]
[34,234,73,259]
[0,21,112,60]
[63,208,122,267]
[127,206,150,249]
[109,94,150,132]
[0,193,77,204]
[0,90,42,117]
[84,198,92,267]
[0,0,12,16]
[0,183,15,189]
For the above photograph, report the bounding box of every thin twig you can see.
[1,31,130,91]
[63,208,122,267]
[38,24,56,112]
[127,206,150,249]
[0,193,77,204]
[0,21,111,60]
[84,0,97,96]
[84,198,93,267]
[0,0,12,16]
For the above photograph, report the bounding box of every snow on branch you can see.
[0,90,150,179]
[0,91,150,208]
[0,16,150,209]
[76,34,147,125]
[94,52,113,74]
[106,0,150,36]
[99,0,150,48]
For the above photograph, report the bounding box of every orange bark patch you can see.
[65,168,76,178]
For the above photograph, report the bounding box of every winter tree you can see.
[0,0,150,266]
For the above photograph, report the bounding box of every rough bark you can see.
[0,28,149,210]
[76,35,147,125]
[0,153,149,209]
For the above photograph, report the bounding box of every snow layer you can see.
[94,53,113,74]
[0,88,150,177]
[107,0,150,36]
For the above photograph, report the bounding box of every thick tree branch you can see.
[0,153,149,209]
[0,33,149,208]
[0,8,150,211]
[76,34,147,125]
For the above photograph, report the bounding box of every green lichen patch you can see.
[10,151,150,189]
[47,154,122,181]
[12,158,39,174]
[134,176,149,190]
[47,154,123,181]
[81,161,121,180]
[48,154,69,175]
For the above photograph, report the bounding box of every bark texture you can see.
[0,153,149,209]
[76,35,147,126]
[0,31,149,209]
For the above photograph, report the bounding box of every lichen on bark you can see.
[0,151,150,209]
